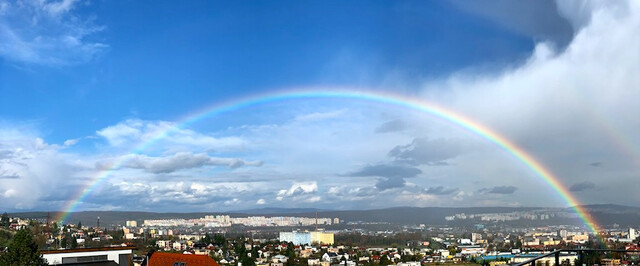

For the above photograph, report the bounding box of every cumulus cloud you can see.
[479,186,518,194]
[0,0,107,65]
[107,152,262,173]
[569,181,596,192]
[87,181,256,209]
[0,126,89,209]
[389,138,462,165]
[276,182,319,202]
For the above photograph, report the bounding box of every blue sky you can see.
[1,0,539,143]
[0,0,638,212]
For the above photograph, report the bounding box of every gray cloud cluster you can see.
[569,181,596,192]
[479,186,518,194]
[347,164,422,178]
[118,152,262,173]
[424,186,458,195]
[389,138,462,165]
[346,164,422,191]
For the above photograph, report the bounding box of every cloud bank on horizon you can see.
[0,0,638,212]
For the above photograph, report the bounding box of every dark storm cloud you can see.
[569,181,595,192]
[375,119,408,133]
[347,164,422,178]
[424,186,458,195]
[375,177,407,191]
[389,138,461,165]
[479,186,518,194]
[450,0,574,47]
[347,164,421,191]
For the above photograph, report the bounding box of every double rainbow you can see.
[57,89,601,235]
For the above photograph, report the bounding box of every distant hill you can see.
[8,204,638,228]
[573,204,640,226]
[227,207,330,215]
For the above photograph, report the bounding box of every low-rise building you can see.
[40,246,135,265]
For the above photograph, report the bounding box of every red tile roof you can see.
[149,252,219,266]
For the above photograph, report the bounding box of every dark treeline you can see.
[335,232,427,247]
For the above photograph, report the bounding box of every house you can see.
[397,262,420,266]
[148,252,219,266]
[272,254,288,263]
[300,248,313,258]
[322,252,339,262]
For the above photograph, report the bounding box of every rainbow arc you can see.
[57,89,601,236]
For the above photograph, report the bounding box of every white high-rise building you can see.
[628,228,636,240]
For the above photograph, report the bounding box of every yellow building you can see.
[601,258,621,266]
[310,232,334,245]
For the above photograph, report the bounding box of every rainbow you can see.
[57,89,601,235]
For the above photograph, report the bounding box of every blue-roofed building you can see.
[279,231,311,245]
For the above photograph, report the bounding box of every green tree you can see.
[380,254,391,265]
[448,245,457,256]
[202,233,212,245]
[77,221,82,229]
[0,229,48,265]
[213,234,226,245]
[71,236,78,249]
[0,212,9,227]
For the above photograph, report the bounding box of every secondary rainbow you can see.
[57,89,601,235]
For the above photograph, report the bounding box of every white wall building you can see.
[41,247,135,265]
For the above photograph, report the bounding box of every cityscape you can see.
[0,207,639,265]
[1,0,639,265]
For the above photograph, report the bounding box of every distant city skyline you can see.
[0,0,639,212]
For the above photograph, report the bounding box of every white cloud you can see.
[0,0,107,65]
[256,198,266,205]
[63,138,80,147]
[276,182,318,201]
[277,182,318,197]
[96,119,245,152]
[418,0,640,206]
[0,126,91,209]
